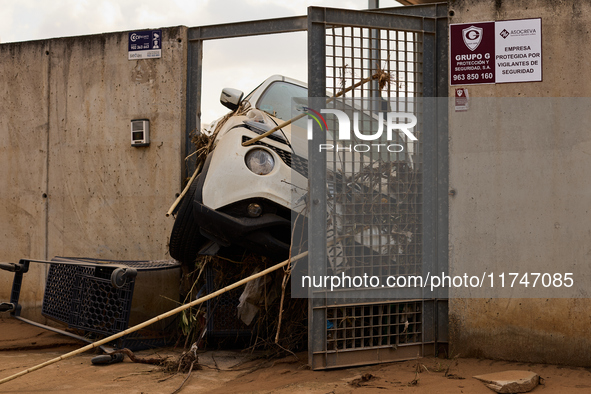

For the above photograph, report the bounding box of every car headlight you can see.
[245,148,275,175]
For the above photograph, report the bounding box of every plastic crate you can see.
[42,263,91,324]
[42,261,134,336]
[42,257,180,341]
[69,273,135,335]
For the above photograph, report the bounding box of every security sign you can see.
[455,88,469,112]
[128,30,162,60]
[462,25,483,51]
[494,19,542,83]
[450,22,495,85]
[450,18,542,85]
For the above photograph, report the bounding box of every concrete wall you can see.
[448,0,591,365]
[0,27,187,320]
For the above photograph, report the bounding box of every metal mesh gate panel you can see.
[326,301,422,351]
[324,24,424,283]
[326,26,423,98]
[307,7,442,369]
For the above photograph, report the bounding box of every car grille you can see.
[237,123,288,145]
[242,136,308,178]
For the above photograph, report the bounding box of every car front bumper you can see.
[192,154,292,258]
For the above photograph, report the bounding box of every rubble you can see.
[473,370,540,393]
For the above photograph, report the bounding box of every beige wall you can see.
[448,0,591,365]
[0,27,187,320]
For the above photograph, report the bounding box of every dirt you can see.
[1,317,591,393]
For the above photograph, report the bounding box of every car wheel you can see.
[169,178,205,265]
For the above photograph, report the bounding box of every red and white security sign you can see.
[450,22,496,85]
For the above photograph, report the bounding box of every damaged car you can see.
[169,75,309,265]
[169,74,419,268]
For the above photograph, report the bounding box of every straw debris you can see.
[177,254,308,356]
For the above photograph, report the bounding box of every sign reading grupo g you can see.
[128,30,162,60]
[450,22,496,85]
[450,18,542,85]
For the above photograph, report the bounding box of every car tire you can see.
[169,178,205,265]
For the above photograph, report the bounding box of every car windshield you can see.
[253,79,411,163]
[257,81,307,121]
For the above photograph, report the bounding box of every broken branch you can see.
[165,162,203,217]
[242,71,387,148]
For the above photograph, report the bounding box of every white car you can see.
[169,75,309,265]
[169,75,416,267]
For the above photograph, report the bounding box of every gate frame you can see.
[307,4,449,369]
[183,2,449,369]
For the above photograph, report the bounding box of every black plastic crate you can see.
[5,256,180,352]
[42,263,90,324]
[42,257,180,339]
[42,261,134,336]
[69,273,134,336]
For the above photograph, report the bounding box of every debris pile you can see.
[177,254,307,356]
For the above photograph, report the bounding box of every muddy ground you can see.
[1,317,590,393]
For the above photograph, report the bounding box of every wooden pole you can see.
[165,162,203,217]
[241,74,378,147]
[0,250,308,386]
